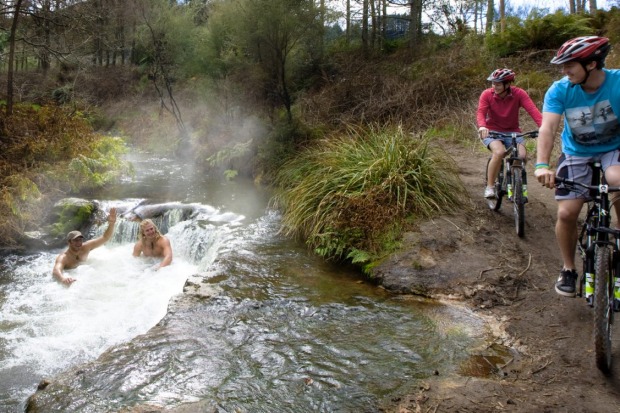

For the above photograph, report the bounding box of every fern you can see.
[206,139,253,167]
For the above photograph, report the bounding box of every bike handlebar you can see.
[555,176,620,194]
[488,130,539,139]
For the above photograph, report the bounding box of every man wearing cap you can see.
[52,207,117,285]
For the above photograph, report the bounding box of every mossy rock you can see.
[47,198,99,240]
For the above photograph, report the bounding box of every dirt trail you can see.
[378,143,620,413]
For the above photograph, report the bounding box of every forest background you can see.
[0,0,619,275]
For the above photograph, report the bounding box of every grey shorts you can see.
[482,135,525,150]
[555,151,620,200]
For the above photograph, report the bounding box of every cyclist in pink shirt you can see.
[478,68,543,199]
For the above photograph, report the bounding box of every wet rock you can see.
[36,380,50,390]
[41,198,101,248]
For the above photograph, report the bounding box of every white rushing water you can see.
[0,217,220,406]
[0,181,248,410]
[1,244,191,373]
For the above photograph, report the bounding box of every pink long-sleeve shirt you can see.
[477,86,542,132]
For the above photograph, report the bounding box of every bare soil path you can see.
[378,143,620,413]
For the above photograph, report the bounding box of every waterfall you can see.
[91,200,243,269]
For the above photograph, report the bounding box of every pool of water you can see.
[0,154,493,412]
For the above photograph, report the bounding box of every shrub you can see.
[272,123,467,273]
[486,11,593,57]
[0,103,129,246]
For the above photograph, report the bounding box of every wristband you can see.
[535,163,550,170]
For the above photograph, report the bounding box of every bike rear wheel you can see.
[512,169,525,237]
[486,158,504,211]
[594,245,614,374]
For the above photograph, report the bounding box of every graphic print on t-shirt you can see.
[566,100,620,146]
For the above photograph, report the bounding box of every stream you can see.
[0,152,491,412]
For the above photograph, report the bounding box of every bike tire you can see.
[512,169,525,237]
[594,245,614,374]
[486,158,504,211]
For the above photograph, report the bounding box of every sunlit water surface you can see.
[0,154,489,412]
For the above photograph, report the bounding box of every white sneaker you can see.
[484,187,496,199]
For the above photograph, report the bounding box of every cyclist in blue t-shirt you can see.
[535,36,620,299]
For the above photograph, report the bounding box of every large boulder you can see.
[21,198,101,249]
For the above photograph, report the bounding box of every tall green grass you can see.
[272,124,467,273]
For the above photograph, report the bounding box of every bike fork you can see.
[506,166,513,199]
[584,245,595,304]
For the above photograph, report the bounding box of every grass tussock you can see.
[272,123,467,272]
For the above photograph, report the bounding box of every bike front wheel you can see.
[512,169,525,237]
[594,245,614,374]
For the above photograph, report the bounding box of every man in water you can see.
[132,219,173,270]
[52,207,117,285]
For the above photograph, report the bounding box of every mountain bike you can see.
[557,163,620,374]
[485,130,539,237]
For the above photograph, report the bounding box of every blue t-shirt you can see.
[543,68,620,156]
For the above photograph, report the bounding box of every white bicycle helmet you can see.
[550,36,610,65]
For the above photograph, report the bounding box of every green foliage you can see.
[224,169,238,180]
[0,104,129,245]
[2,175,41,217]
[202,0,323,117]
[134,0,197,76]
[426,123,466,144]
[603,8,620,50]
[0,30,9,53]
[206,139,253,180]
[65,136,130,192]
[206,139,253,168]
[516,70,553,103]
[49,202,95,237]
[52,85,73,104]
[272,124,467,270]
[256,118,320,182]
[486,11,593,57]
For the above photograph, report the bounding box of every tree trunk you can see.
[499,0,505,32]
[7,0,24,117]
[408,0,422,49]
[473,0,479,34]
[485,0,494,33]
[589,0,597,13]
[381,0,387,46]
[316,0,324,58]
[346,0,350,44]
[569,0,576,13]
[40,0,51,73]
[370,0,376,50]
[362,0,368,56]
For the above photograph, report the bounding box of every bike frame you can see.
[486,131,538,237]
[505,135,525,197]
[575,163,617,296]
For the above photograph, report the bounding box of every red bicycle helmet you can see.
[487,68,516,83]
[550,36,610,65]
